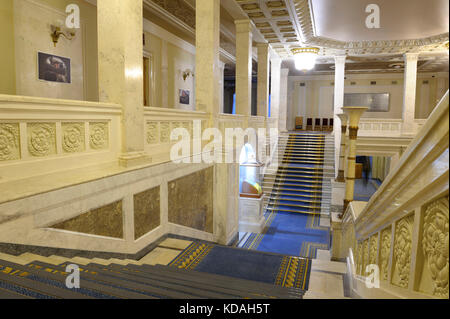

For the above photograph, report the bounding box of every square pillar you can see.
[257,43,270,117]
[270,58,282,121]
[402,53,419,135]
[334,55,346,178]
[219,61,225,113]
[235,19,253,116]
[195,0,221,115]
[97,0,149,167]
[279,69,289,132]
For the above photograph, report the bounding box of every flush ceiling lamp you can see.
[291,47,320,72]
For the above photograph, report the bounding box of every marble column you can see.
[97,0,149,167]
[196,0,237,245]
[335,113,348,182]
[402,53,419,135]
[270,58,282,122]
[161,41,169,108]
[334,55,346,179]
[341,107,368,218]
[279,68,289,132]
[257,43,270,117]
[219,61,225,113]
[195,0,221,115]
[235,19,253,117]
[436,76,447,105]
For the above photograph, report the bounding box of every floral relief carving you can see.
[160,121,170,143]
[356,241,363,275]
[422,197,449,298]
[0,123,20,161]
[89,122,109,150]
[62,123,85,153]
[369,234,378,266]
[147,122,159,145]
[393,214,414,288]
[27,123,56,157]
[362,239,369,275]
[380,228,392,281]
[182,121,192,137]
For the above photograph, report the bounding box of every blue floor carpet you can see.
[169,242,312,290]
[240,212,330,258]
[240,133,330,259]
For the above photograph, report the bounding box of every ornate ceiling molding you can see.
[292,0,449,56]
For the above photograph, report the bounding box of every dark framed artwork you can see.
[38,52,71,84]
[332,93,390,112]
[179,89,190,105]
[344,93,390,112]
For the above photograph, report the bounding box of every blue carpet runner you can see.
[169,242,312,290]
[240,133,331,259]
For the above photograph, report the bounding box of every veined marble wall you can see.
[168,167,214,233]
[51,200,124,239]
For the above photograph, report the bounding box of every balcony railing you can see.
[334,92,449,299]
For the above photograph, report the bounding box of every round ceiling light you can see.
[291,47,320,72]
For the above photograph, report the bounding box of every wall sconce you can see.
[183,69,194,81]
[51,24,76,47]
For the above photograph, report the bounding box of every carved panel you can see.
[421,197,449,298]
[369,234,378,265]
[0,123,20,161]
[380,227,392,281]
[356,241,363,275]
[362,239,369,276]
[160,121,170,143]
[392,214,414,288]
[89,122,109,150]
[182,121,192,137]
[62,122,85,153]
[27,123,56,157]
[147,122,159,145]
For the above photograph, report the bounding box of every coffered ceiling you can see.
[117,0,449,73]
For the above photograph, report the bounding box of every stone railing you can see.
[143,106,209,164]
[359,118,403,137]
[333,92,449,299]
[0,94,122,183]
[359,118,427,137]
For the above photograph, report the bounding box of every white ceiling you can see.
[310,0,449,42]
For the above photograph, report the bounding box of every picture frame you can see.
[37,52,71,84]
[179,89,190,105]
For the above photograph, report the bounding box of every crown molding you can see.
[292,0,449,56]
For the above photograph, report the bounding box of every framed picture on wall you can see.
[37,52,71,84]
[179,89,190,105]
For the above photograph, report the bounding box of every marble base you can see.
[118,152,152,168]
[331,180,346,206]
[238,196,264,233]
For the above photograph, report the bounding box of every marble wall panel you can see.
[134,186,161,240]
[168,167,213,233]
[51,200,123,239]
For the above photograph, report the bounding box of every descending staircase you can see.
[0,240,304,299]
[263,133,334,217]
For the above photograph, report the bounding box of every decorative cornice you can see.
[292,0,449,56]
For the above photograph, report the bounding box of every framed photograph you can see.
[38,52,71,84]
[179,89,190,105]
